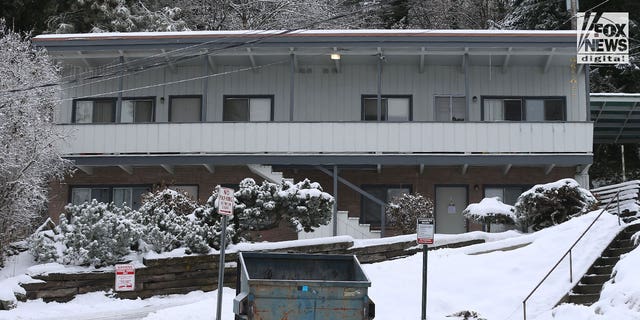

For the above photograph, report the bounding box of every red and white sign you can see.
[417,218,435,245]
[115,264,135,292]
[218,187,235,216]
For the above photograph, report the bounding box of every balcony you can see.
[57,121,593,156]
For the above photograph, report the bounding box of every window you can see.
[362,96,412,121]
[360,185,411,226]
[169,185,199,201]
[73,99,116,123]
[223,96,273,121]
[121,98,154,123]
[484,186,529,206]
[483,97,566,121]
[169,96,202,122]
[435,96,466,121]
[71,186,151,209]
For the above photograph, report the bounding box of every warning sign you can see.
[218,187,235,216]
[417,218,435,245]
[115,264,135,292]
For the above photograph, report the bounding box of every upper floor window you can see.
[169,95,202,122]
[482,97,566,121]
[223,96,273,121]
[435,95,466,121]
[362,95,412,121]
[73,99,116,123]
[121,98,154,123]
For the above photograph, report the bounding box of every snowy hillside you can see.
[1,211,637,320]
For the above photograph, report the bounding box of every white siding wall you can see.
[58,122,593,154]
[56,62,587,123]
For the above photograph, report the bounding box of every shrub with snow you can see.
[385,193,434,234]
[204,178,334,244]
[57,201,142,266]
[514,178,597,231]
[463,197,516,232]
[136,188,211,254]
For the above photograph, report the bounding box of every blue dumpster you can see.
[234,252,375,320]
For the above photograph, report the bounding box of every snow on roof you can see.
[33,29,576,41]
[591,93,640,97]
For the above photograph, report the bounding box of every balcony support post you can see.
[116,55,124,121]
[202,56,209,121]
[289,52,295,122]
[377,50,383,121]
[464,52,470,121]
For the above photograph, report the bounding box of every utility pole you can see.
[569,0,579,30]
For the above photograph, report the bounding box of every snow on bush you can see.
[204,178,334,244]
[135,188,211,254]
[385,192,434,234]
[514,178,597,231]
[463,197,516,232]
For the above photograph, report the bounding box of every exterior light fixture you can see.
[330,53,341,60]
[472,96,478,103]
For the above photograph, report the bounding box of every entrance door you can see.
[435,186,468,234]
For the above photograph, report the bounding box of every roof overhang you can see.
[591,93,640,144]
[33,29,578,69]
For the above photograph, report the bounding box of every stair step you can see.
[604,246,635,257]
[588,264,614,275]
[595,256,620,266]
[625,223,640,232]
[612,239,634,248]
[580,274,610,285]
[572,283,603,295]
[568,293,600,305]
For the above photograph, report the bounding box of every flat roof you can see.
[33,29,578,51]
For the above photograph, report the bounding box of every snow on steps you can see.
[246,164,293,184]
[298,211,381,239]
[591,180,640,220]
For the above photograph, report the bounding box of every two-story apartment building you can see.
[34,30,593,240]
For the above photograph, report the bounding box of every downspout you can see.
[202,56,208,121]
[117,55,124,121]
[333,165,338,236]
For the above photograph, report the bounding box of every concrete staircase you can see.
[298,210,381,239]
[565,222,640,305]
[591,180,640,223]
[246,164,381,239]
[247,164,293,184]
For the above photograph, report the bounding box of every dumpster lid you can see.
[238,252,371,285]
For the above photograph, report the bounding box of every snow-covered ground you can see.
[1,211,638,320]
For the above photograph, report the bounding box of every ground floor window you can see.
[70,186,151,209]
[483,185,529,205]
[360,185,411,226]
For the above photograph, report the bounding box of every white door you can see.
[435,186,468,234]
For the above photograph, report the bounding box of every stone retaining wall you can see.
[19,238,483,303]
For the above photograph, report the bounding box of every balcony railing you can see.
[57,121,593,155]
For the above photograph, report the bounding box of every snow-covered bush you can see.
[203,178,334,245]
[385,193,434,234]
[58,201,142,266]
[27,226,60,263]
[463,197,516,232]
[514,179,597,231]
[136,188,211,254]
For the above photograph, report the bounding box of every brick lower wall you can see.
[48,164,577,239]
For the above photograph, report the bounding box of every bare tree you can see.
[0,20,71,265]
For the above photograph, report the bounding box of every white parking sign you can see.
[218,187,234,215]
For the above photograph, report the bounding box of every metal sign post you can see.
[216,187,234,320]
[417,217,435,320]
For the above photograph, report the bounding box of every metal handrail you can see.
[522,190,622,320]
